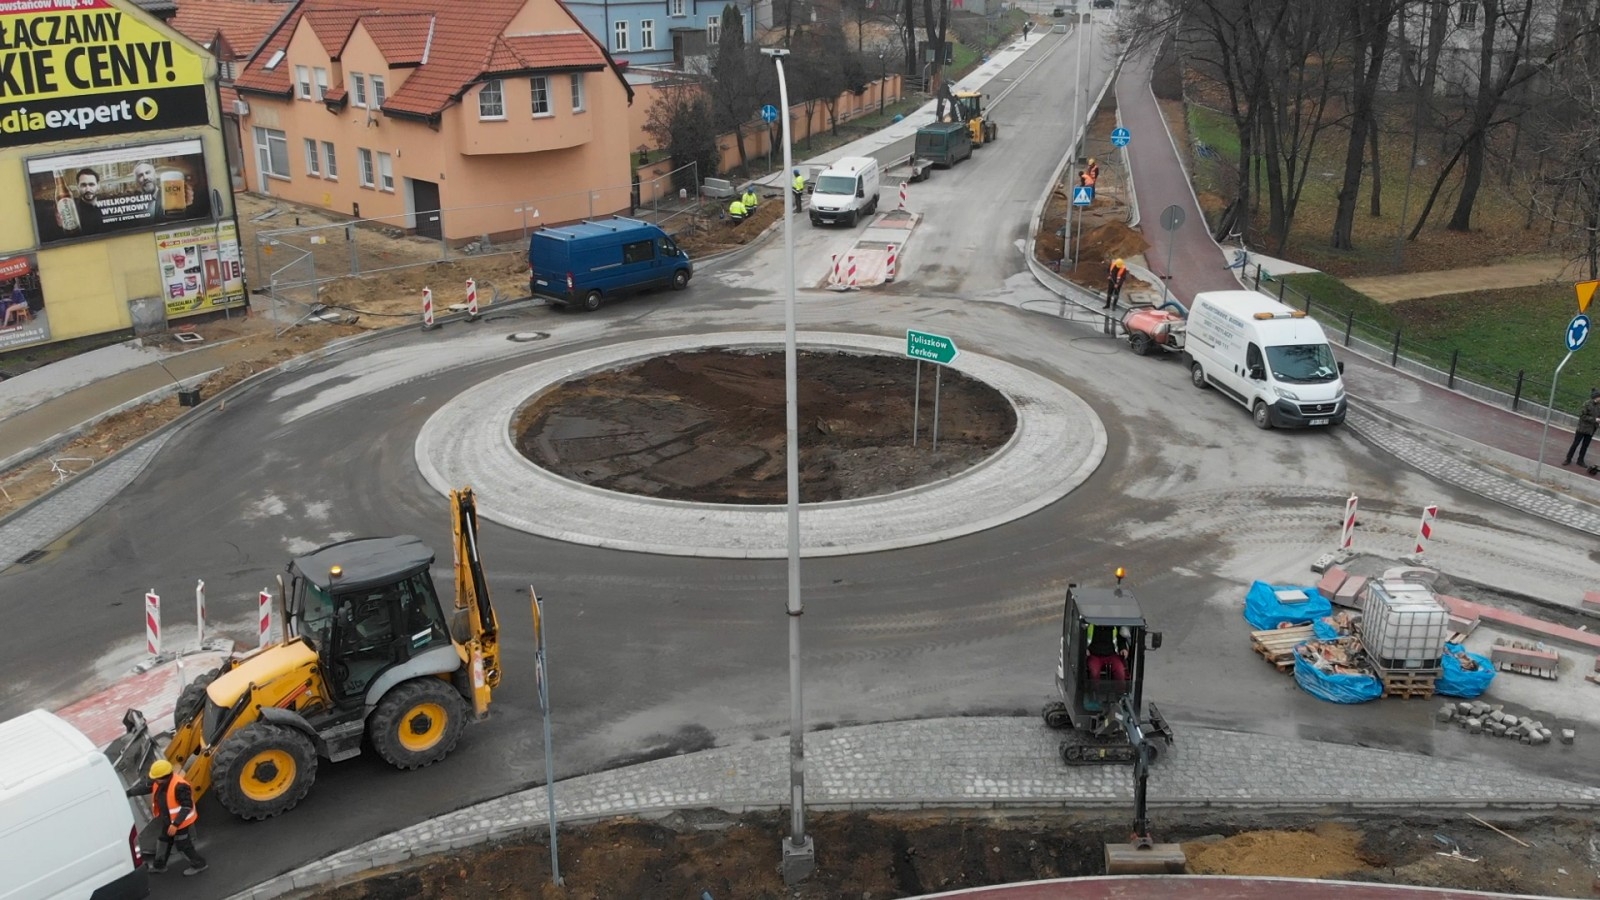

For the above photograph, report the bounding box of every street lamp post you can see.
[761,46,815,887]
[879,52,886,115]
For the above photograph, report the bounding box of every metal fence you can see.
[1241,259,1583,431]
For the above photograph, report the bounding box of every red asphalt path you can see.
[1114,50,1590,476]
[918,875,1567,899]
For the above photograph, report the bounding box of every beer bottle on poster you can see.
[55,173,80,233]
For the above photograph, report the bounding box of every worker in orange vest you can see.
[127,759,208,876]
[1086,158,1100,183]
[1104,258,1128,310]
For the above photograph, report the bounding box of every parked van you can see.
[1183,290,1346,429]
[915,122,974,168]
[1,711,147,900]
[528,217,692,312]
[809,156,882,227]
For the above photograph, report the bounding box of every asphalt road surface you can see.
[2,20,1598,900]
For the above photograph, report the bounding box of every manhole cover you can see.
[508,332,550,343]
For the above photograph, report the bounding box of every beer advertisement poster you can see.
[156,221,244,318]
[0,253,50,351]
[26,138,212,245]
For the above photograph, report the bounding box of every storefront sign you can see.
[0,0,209,146]
[27,137,212,245]
[0,252,51,350]
[157,219,244,318]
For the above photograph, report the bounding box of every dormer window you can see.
[265,49,285,69]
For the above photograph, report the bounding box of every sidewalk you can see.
[1345,257,1568,304]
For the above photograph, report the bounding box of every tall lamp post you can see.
[878,52,886,115]
[760,45,815,887]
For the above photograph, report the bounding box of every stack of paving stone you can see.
[1436,701,1575,745]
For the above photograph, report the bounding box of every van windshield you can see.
[1266,343,1339,384]
[816,175,858,195]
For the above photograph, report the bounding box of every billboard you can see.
[156,220,245,318]
[0,0,210,147]
[0,253,51,351]
[27,137,212,245]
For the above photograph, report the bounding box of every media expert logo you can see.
[3,92,139,133]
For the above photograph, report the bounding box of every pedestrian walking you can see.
[127,759,208,876]
[1562,387,1600,470]
[1104,258,1127,309]
[791,168,806,213]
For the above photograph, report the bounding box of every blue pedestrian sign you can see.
[1071,186,1095,206]
[1567,314,1591,352]
[1110,127,1131,147]
[761,104,779,123]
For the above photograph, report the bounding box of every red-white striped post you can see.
[885,244,898,282]
[195,579,207,648]
[145,590,161,658]
[899,182,908,210]
[1413,503,1439,556]
[831,254,841,286]
[258,589,273,648]
[422,287,435,329]
[1338,494,1358,551]
[847,254,858,289]
[466,278,479,317]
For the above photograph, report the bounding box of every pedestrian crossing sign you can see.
[1578,279,1598,314]
[1072,186,1095,206]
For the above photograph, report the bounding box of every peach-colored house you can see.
[231,0,634,241]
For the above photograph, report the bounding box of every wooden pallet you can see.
[1377,669,1438,699]
[1250,625,1314,674]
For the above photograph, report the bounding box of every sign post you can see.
[1535,311,1591,482]
[906,330,959,450]
[761,104,779,174]
[531,587,562,886]
[1158,204,1185,305]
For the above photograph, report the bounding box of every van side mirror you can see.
[1337,361,1345,374]
[1148,631,1163,650]
[1248,365,1264,381]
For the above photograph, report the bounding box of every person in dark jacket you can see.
[126,759,208,876]
[1563,387,1600,469]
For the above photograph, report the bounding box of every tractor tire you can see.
[581,290,603,312]
[173,668,221,729]
[1130,333,1153,356]
[212,722,317,820]
[369,679,467,770]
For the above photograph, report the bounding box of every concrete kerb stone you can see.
[0,369,220,475]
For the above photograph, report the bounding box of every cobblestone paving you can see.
[0,437,169,570]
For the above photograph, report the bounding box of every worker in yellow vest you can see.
[791,168,806,212]
[727,197,749,222]
[742,187,759,210]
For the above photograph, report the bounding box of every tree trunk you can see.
[1419,0,1447,104]
[1446,0,1499,232]
[1331,0,1396,250]
[1368,109,1382,217]
[1406,139,1466,240]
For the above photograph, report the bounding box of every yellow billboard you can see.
[0,0,208,146]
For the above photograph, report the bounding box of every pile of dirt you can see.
[513,348,1016,503]
[1184,822,1367,878]
[673,197,786,258]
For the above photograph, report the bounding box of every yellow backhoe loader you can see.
[107,488,500,820]
[939,82,999,146]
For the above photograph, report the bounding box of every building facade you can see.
[559,0,759,70]
[0,0,241,353]
[231,0,635,241]
[169,0,292,191]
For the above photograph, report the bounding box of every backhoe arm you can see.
[451,487,501,717]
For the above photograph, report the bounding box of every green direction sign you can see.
[906,329,959,365]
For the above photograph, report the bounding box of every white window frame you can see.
[352,72,367,107]
[570,73,585,112]
[255,126,290,179]
[670,0,685,15]
[372,75,387,107]
[322,141,338,179]
[530,75,551,116]
[707,15,721,45]
[358,147,375,187]
[295,64,311,99]
[640,19,655,50]
[1459,0,1478,26]
[478,79,505,119]
[613,20,629,51]
[377,152,394,192]
[304,137,320,176]
[314,66,328,100]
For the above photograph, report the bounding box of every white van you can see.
[809,156,882,227]
[0,711,147,900]
[1183,290,1346,429]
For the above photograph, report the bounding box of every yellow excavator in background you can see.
[108,488,501,820]
[940,82,999,147]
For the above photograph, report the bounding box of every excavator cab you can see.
[953,91,998,145]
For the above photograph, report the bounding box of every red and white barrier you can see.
[422,287,435,328]
[885,244,898,282]
[145,590,161,658]
[1338,494,1357,551]
[466,278,479,316]
[847,254,858,289]
[195,579,207,648]
[899,182,908,210]
[831,254,841,286]
[1413,503,1439,556]
[258,589,273,648]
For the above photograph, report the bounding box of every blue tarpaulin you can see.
[1243,581,1332,631]
[1294,653,1383,704]
[1436,642,1496,698]
[1312,618,1340,641]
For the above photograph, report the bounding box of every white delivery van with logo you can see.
[809,156,882,227]
[1183,290,1346,429]
[0,711,148,900]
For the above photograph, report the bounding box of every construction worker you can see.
[727,196,749,222]
[1085,623,1130,683]
[791,168,806,212]
[127,759,207,876]
[741,186,759,210]
[1076,170,1091,188]
[1086,157,1100,183]
[1104,258,1128,309]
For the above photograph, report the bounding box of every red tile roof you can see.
[363,12,432,66]
[169,0,293,61]
[234,0,628,117]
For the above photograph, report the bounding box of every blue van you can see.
[527,217,693,311]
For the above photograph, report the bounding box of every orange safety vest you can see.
[1108,262,1127,281]
[149,774,199,830]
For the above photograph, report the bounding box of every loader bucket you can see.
[105,709,161,793]
[1104,841,1186,875]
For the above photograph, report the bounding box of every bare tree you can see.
[643,78,720,189]
[1523,1,1600,278]
[1329,0,1401,251]
[707,4,765,173]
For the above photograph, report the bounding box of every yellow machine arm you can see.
[451,487,501,717]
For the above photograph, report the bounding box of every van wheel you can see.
[1130,334,1153,356]
[212,723,317,820]
[1252,401,1273,430]
[671,269,689,290]
[1189,362,1208,389]
[581,290,603,312]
